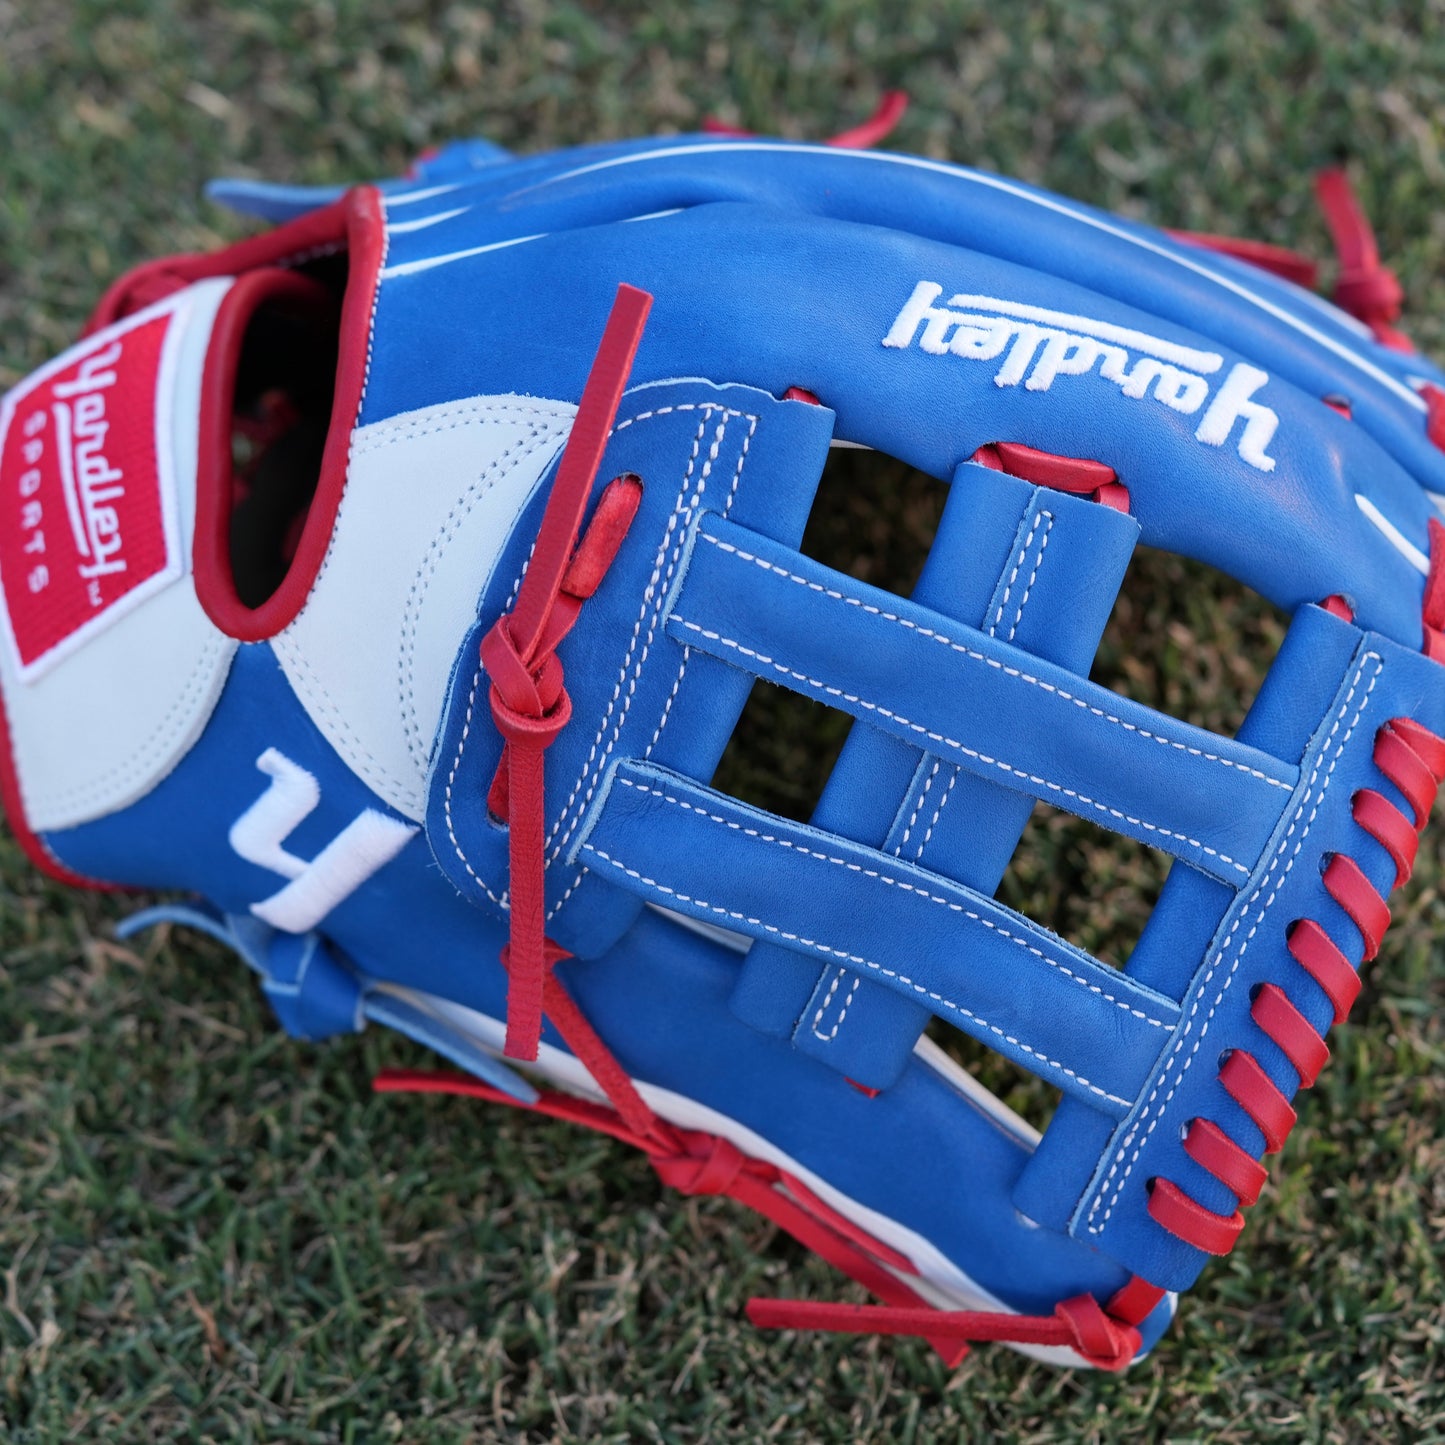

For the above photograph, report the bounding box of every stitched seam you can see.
[441,547,535,911]
[581,839,1131,1106]
[615,774,1173,1027]
[1084,653,1382,1235]
[28,635,232,815]
[442,403,758,914]
[398,421,567,774]
[696,531,1293,791]
[541,409,755,924]
[350,399,574,454]
[1005,513,1053,644]
[671,619,1253,876]
[544,409,729,857]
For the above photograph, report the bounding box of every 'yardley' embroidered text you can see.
[882,283,1280,472]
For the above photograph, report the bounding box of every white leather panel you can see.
[273,395,576,821]
[4,280,240,832]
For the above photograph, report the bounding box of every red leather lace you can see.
[395,427,1164,1367]
[480,284,650,1060]
[1147,545,1445,1255]
[702,90,909,149]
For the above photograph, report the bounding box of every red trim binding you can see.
[193,189,387,642]
[480,285,651,1061]
[1314,168,1411,351]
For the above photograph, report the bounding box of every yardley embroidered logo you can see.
[0,308,179,678]
[882,282,1280,473]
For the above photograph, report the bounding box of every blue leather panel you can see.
[666,512,1298,883]
[731,464,1141,1086]
[575,759,1181,1112]
[1016,620,1445,1289]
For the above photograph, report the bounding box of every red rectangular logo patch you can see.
[0,305,180,679]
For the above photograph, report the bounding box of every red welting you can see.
[1322,853,1390,961]
[1286,918,1361,1025]
[1183,1117,1268,1207]
[1320,594,1354,621]
[1219,1050,1297,1153]
[1251,983,1330,1089]
[1147,1177,1245,1255]
[1352,788,1418,887]
[480,283,652,1061]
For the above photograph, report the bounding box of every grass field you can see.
[3,2,1445,1441]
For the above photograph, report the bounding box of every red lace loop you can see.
[1147,1177,1245,1255]
[480,284,651,1061]
[1314,168,1411,350]
[1251,983,1329,1089]
[1219,1049,1297,1153]
[1168,231,1319,289]
[1286,917,1361,1026]
[1322,853,1390,961]
[701,90,909,150]
[1423,385,1445,455]
[1352,787,1418,887]
[972,441,1131,513]
[1182,1118,1268,1206]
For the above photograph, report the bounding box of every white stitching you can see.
[1083,653,1382,1235]
[397,420,568,774]
[670,619,1253,877]
[1004,513,1053,644]
[580,837,1132,1107]
[695,530,1293,791]
[442,403,758,918]
[613,774,1173,1027]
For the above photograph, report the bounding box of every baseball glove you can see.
[4,125,1445,1371]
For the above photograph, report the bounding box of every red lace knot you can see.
[481,284,652,1061]
[649,1133,760,1197]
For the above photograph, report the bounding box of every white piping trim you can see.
[529,142,1426,413]
[380,231,549,279]
[387,206,470,234]
[1356,492,1430,574]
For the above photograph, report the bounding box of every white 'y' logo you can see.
[229,747,418,933]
